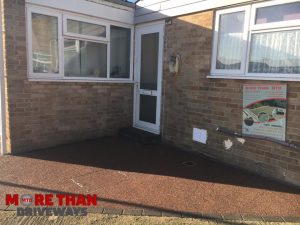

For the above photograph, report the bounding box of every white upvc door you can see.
[133,22,164,134]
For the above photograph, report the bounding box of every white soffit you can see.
[26,0,134,25]
[135,0,264,24]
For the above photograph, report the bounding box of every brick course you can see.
[2,0,133,153]
[162,11,300,186]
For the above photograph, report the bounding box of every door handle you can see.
[140,90,152,95]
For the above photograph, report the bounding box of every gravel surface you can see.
[0,211,298,225]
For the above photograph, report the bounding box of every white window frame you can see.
[245,26,300,79]
[63,14,109,42]
[27,6,64,79]
[210,0,300,81]
[250,0,300,31]
[62,14,110,80]
[211,6,251,76]
[62,36,110,80]
[26,5,134,83]
[109,24,134,81]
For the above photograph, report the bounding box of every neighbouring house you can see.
[0,0,299,187]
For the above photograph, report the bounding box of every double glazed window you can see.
[28,7,132,81]
[211,0,300,79]
[110,26,131,78]
[31,13,60,75]
[63,17,109,78]
[64,39,108,78]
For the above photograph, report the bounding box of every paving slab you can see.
[122,209,143,216]
[142,209,162,217]
[103,208,123,215]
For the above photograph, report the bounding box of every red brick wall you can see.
[162,11,300,186]
[3,0,133,153]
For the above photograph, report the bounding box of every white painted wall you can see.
[135,0,266,24]
[26,0,135,25]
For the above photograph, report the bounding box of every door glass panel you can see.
[140,33,159,90]
[139,95,157,124]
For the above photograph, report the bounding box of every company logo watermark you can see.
[6,194,97,216]
[20,194,34,207]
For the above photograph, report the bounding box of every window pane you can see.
[32,13,59,74]
[110,26,131,78]
[67,19,106,38]
[64,39,107,78]
[139,95,157,124]
[248,30,300,74]
[256,2,300,24]
[216,11,245,70]
[140,33,159,90]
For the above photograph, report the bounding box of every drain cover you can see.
[182,161,197,167]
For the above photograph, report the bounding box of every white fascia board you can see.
[26,0,134,25]
[135,0,263,24]
[136,0,167,8]
[135,0,203,17]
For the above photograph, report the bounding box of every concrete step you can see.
[118,127,161,144]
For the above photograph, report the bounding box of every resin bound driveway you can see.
[0,137,299,217]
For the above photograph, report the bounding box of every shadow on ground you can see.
[14,137,300,195]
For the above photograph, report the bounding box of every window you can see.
[248,30,300,74]
[255,2,300,24]
[110,26,131,78]
[64,39,107,77]
[215,10,247,72]
[27,8,63,78]
[63,16,109,78]
[211,0,300,80]
[67,19,106,38]
[27,6,133,82]
[32,13,59,74]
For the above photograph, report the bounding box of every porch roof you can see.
[95,0,136,8]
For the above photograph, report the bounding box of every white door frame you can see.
[133,21,164,134]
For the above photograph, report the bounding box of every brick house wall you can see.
[162,11,300,186]
[2,0,133,153]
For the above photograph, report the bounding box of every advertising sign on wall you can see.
[243,84,287,141]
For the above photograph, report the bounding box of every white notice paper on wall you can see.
[193,128,207,144]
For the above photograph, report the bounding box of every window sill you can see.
[28,77,134,84]
[207,75,300,82]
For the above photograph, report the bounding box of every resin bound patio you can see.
[0,137,299,217]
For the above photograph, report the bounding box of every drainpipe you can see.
[0,1,6,155]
